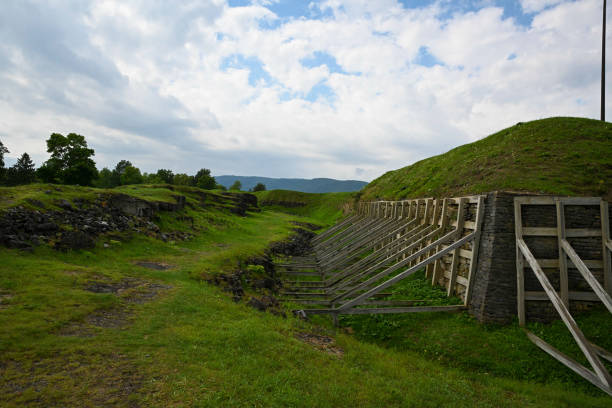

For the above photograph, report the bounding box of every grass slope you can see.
[254,189,356,226]
[1,184,611,406]
[361,117,612,201]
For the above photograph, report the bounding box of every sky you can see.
[0,0,609,181]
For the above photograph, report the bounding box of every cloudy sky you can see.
[0,0,608,180]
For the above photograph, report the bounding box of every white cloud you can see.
[0,0,608,181]
[520,0,565,13]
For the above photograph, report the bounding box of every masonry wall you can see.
[466,192,610,324]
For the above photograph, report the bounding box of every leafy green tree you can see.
[142,172,163,184]
[96,167,114,188]
[0,140,9,184]
[229,180,242,191]
[155,169,174,184]
[215,183,227,191]
[111,160,132,186]
[194,168,216,190]
[120,165,144,185]
[0,140,8,168]
[5,153,36,185]
[173,173,193,186]
[38,133,98,185]
[252,182,266,192]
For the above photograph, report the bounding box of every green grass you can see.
[361,117,612,201]
[254,189,356,226]
[1,184,612,406]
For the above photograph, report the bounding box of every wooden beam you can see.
[556,200,569,307]
[525,291,601,301]
[447,198,467,296]
[560,238,612,313]
[465,195,486,305]
[517,238,612,387]
[338,233,475,311]
[521,227,602,237]
[602,202,612,295]
[515,199,526,326]
[525,330,612,396]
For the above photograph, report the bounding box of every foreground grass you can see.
[1,189,611,405]
[362,117,612,201]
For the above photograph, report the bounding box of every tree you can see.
[6,153,36,185]
[96,167,114,188]
[0,140,9,184]
[173,173,193,186]
[252,182,266,192]
[38,133,98,185]
[230,180,242,191]
[215,183,227,191]
[110,160,132,187]
[120,165,144,185]
[0,140,8,168]
[194,168,216,190]
[155,169,174,184]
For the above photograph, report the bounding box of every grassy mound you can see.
[361,117,612,201]
[254,189,356,226]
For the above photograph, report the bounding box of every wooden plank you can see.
[515,199,526,326]
[602,202,612,295]
[517,239,612,387]
[450,220,476,229]
[525,291,601,301]
[342,305,466,315]
[297,305,465,315]
[536,259,603,269]
[465,195,486,305]
[446,198,467,294]
[338,232,475,311]
[514,196,555,205]
[590,342,612,363]
[440,245,473,258]
[521,227,602,237]
[443,271,469,286]
[559,197,603,206]
[525,330,612,396]
[432,199,450,284]
[561,239,612,313]
[556,200,569,307]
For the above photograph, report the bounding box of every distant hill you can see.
[361,117,612,201]
[215,175,367,193]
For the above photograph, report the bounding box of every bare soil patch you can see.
[134,261,174,270]
[0,352,143,407]
[295,332,344,357]
[0,292,13,310]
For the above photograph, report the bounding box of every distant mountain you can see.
[215,175,367,193]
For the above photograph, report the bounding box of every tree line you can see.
[0,133,255,191]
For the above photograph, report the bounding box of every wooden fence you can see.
[515,196,612,395]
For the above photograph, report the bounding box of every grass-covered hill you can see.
[1,183,612,405]
[254,189,356,225]
[361,117,612,201]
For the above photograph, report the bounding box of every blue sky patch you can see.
[398,0,533,27]
[305,81,335,103]
[414,46,444,67]
[300,51,347,74]
[507,52,517,60]
[220,54,273,86]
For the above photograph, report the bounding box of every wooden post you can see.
[515,198,526,326]
[432,198,449,285]
[464,195,486,306]
[447,198,467,296]
[601,201,612,295]
[556,199,569,307]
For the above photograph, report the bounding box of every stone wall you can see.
[466,192,610,324]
